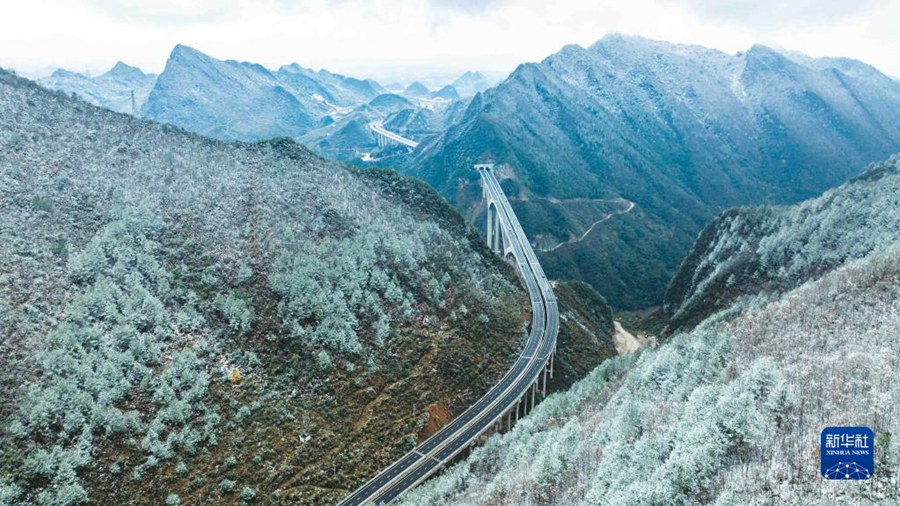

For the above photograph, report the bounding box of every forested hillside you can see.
[406,34,900,309]
[0,68,528,505]
[396,155,900,505]
[665,154,900,330]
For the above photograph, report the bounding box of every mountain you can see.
[402,81,430,98]
[383,96,470,141]
[407,34,900,309]
[368,92,414,111]
[140,45,388,141]
[141,44,320,140]
[0,67,528,505]
[430,85,460,101]
[665,153,900,330]
[450,71,492,97]
[298,93,416,162]
[300,93,470,164]
[275,63,385,107]
[397,153,900,506]
[39,61,157,114]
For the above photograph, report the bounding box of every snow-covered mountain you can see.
[0,66,526,506]
[297,88,471,164]
[665,153,900,329]
[275,63,385,108]
[39,61,157,115]
[141,45,321,140]
[140,45,388,141]
[450,71,493,97]
[407,34,900,309]
[402,81,430,98]
[430,84,460,101]
[397,153,900,506]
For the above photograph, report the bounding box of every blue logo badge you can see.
[821,426,874,480]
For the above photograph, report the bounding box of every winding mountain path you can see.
[540,199,635,252]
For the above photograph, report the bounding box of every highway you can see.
[338,164,558,505]
[369,121,420,148]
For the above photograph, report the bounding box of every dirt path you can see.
[540,200,635,252]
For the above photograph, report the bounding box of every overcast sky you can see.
[1,0,897,83]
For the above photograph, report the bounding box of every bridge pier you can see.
[479,164,516,259]
[542,365,548,396]
[549,352,554,379]
[530,381,536,411]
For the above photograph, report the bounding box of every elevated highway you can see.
[338,163,557,505]
[370,121,420,148]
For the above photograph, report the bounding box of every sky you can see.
[1,0,898,84]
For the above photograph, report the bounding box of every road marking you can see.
[339,169,558,506]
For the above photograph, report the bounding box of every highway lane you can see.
[369,121,420,148]
[369,166,554,504]
[339,165,557,505]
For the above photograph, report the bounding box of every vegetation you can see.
[403,35,900,310]
[398,232,900,506]
[665,154,900,330]
[396,153,900,505]
[549,281,617,392]
[0,68,527,505]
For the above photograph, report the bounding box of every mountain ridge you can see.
[405,33,900,309]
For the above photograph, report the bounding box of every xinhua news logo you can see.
[821,426,874,480]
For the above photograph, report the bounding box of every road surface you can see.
[370,121,420,148]
[337,165,558,505]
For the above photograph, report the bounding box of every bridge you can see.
[338,163,559,505]
[370,121,420,149]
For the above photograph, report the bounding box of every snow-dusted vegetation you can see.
[397,156,900,505]
[666,154,900,329]
[408,34,900,309]
[0,68,525,504]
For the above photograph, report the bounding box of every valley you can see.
[3,5,900,504]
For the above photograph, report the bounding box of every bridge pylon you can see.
[476,164,515,260]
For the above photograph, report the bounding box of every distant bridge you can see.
[338,163,559,505]
[370,121,420,149]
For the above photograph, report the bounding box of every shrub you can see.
[316,350,333,371]
[216,292,254,334]
[241,486,257,503]
[219,479,236,493]
[30,196,53,212]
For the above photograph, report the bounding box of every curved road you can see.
[338,165,558,505]
[370,121,420,148]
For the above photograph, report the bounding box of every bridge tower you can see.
[475,163,515,261]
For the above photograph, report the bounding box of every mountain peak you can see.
[102,61,146,80]
[49,68,83,79]
[169,44,208,62]
[403,81,430,97]
[451,71,492,97]
[280,62,306,73]
[741,44,799,75]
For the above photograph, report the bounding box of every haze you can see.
[1,0,898,83]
